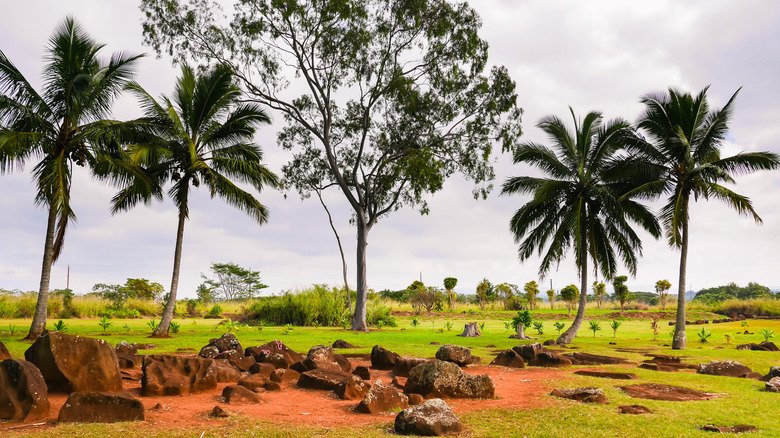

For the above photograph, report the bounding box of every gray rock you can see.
[435,345,475,367]
[395,398,463,436]
[766,377,780,393]
[405,360,494,399]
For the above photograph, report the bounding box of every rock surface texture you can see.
[57,391,144,423]
[404,360,494,399]
[355,380,409,414]
[0,359,50,421]
[141,355,217,396]
[550,387,607,404]
[395,398,463,436]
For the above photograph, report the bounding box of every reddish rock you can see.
[393,358,430,377]
[530,351,572,368]
[697,361,754,378]
[701,425,758,433]
[620,383,719,401]
[371,345,401,370]
[393,376,408,389]
[245,341,303,367]
[25,332,122,393]
[114,341,138,355]
[550,387,607,404]
[301,345,350,372]
[644,354,681,363]
[335,375,370,400]
[543,339,557,346]
[407,393,424,406]
[209,405,230,418]
[639,363,677,372]
[270,368,300,384]
[116,354,141,369]
[405,360,494,399]
[222,350,256,371]
[297,369,352,390]
[512,343,544,363]
[58,391,144,423]
[618,405,652,414]
[222,385,263,404]
[574,370,638,380]
[260,352,289,369]
[435,345,475,367]
[238,374,269,391]
[737,341,779,352]
[248,362,276,378]
[0,341,11,360]
[0,359,50,421]
[332,339,358,349]
[264,381,281,391]
[489,350,526,368]
[356,381,409,414]
[214,361,242,383]
[142,355,217,396]
[211,333,243,355]
[395,399,462,436]
[352,365,371,381]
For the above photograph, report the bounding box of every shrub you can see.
[532,321,544,335]
[760,328,775,342]
[588,320,601,337]
[52,320,68,333]
[170,321,181,334]
[697,327,712,343]
[553,321,565,335]
[98,316,112,334]
[244,285,348,327]
[367,299,397,327]
[207,304,224,318]
[609,320,622,338]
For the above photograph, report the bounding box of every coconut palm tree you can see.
[0,18,142,339]
[501,108,661,344]
[116,64,279,336]
[626,86,779,350]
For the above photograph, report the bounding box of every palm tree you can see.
[501,108,661,344]
[116,64,279,336]
[0,18,141,339]
[627,86,779,350]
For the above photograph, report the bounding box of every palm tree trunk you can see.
[557,211,589,344]
[351,215,369,331]
[25,205,58,340]
[672,203,689,350]
[154,205,187,337]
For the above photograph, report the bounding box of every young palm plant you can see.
[502,108,661,344]
[116,64,279,336]
[624,87,779,350]
[0,18,142,339]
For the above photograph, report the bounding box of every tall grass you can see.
[688,297,780,316]
[245,285,350,327]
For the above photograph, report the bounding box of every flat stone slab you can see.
[619,383,721,401]
[701,425,758,433]
[574,370,638,380]
[618,405,652,414]
[564,352,631,365]
[550,387,607,404]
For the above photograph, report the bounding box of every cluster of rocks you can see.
[488,342,632,370]
[736,341,779,352]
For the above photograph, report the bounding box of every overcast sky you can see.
[1,1,779,298]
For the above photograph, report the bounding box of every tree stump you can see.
[457,322,481,337]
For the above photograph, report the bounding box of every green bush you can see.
[367,299,397,327]
[244,285,348,327]
[207,304,224,318]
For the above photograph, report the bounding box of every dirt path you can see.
[1,361,568,434]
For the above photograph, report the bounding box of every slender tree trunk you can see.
[557,210,589,345]
[316,190,351,314]
[672,203,689,350]
[154,205,187,337]
[351,216,369,331]
[25,206,58,340]
[516,323,527,339]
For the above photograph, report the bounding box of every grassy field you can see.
[1,313,779,437]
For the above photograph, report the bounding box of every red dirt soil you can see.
[0,360,568,434]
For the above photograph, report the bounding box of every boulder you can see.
[393,376,408,389]
[270,368,300,384]
[297,369,352,391]
[435,345,475,367]
[248,362,276,379]
[209,405,230,418]
[457,322,481,337]
[116,354,141,369]
[393,358,430,377]
[260,352,289,369]
[371,345,400,370]
[58,391,144,423]
[573,370,638,380]
[512,343,544,363]
[212,333,243,355]
[530,351,572,368]
[405,360,494,399]
[114,341,137,355]
[213,361,242,383]
[245,341,303,367]
[489,350,526,368]
[0,341,11,360]
[24,332,122,393]
[407,393,424,406]
[222,350,256,371]
[264,381,282,392]
[766,377,780,393]
[352,365,371,381]
[356,380,409,414]
[395,399,463,436]
[638,363,678,373]
[301,345,350,372]
[238,374,270,391]
[141,355,217,396]
[335,375,370,400]
[222,385,263,404]
[701,425,759,433]
[543,339,557,346]
[198,345,220,359]
[737,341,779,352]
[697,361,754,378]
[332,339,358,349]
[550,387,607,404]
[761,367,780,382]
[618,405,652,414]
[0,359,50,421]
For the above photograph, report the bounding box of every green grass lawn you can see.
[1,314,779,437]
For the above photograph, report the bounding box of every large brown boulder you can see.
[270,368,300,384]
[141,355,217,396]
[0,359,50,421]
[697,361,754,378]
[238,374,272,391]
[213,361,242,383]
[737,341,779,352]
[530,351,572,368]
[393,358,430,377]
[371,345,401,370]
[512,343,544,363]
[57,391,144,423]
[24,332,122,393]
[335,375,370,400]
[245,341,303,367]
[248,362,276,378]
[221,350,256,371]
[395,399,463,436]
[550,387,607,404]
[297,369,352,390]
[489,350,525,368]
[356,380,409,414]
[301,345,350,372]
[404,360,494,399]
[435,345,476,367]
[0,341,12,360]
